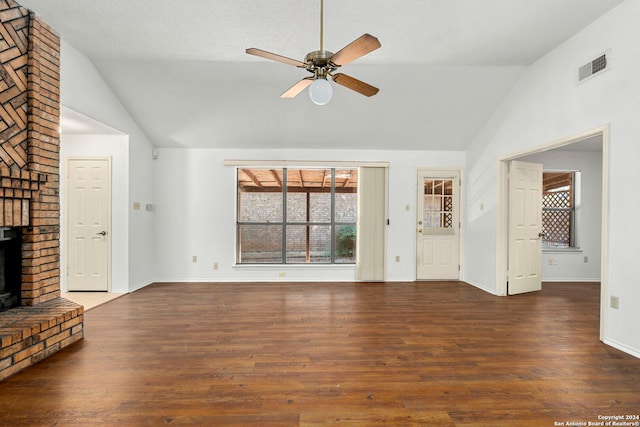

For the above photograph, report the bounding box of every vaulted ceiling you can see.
[19,0,624,151]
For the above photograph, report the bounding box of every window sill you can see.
[233,263,356,269]
[542,247,582,254]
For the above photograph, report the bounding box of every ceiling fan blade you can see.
[281,78,314,98]
[332,73,379,97]
[330,34,381,67]
[246,48,307,67]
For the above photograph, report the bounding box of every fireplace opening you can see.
[0,227,22,312]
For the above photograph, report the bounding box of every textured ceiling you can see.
[19,0,624,150]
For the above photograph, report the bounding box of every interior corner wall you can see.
[152,148,465,283]
[59,40,156,291]
[463,0,640,357]
[59,134,130,293]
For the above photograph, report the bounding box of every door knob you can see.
[418,228,423,233]
[97,231,107,236]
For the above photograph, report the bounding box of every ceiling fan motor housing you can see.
[305,50,338,77]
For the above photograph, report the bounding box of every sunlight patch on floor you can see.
[61,292,125,310]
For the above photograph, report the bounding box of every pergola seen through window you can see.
[236,168,357,264]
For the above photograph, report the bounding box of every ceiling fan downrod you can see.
[319,0,324,52]
[309,0,335,80]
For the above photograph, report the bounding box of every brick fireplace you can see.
[0,0,83,381]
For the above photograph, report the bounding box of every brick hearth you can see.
[0,0,83,381]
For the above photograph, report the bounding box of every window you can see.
[422,179,454,232]
[542,171,578,249]
[236,168,357,264]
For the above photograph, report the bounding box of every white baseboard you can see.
[603,338,640,360]
[129,280,155,292]
[150,278,356,283]
[462,279,498,296]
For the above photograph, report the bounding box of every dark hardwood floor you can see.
[1,281,639,426]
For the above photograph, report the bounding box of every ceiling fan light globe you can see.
[308,78,333,105]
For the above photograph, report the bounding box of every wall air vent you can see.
[578,50,610,84]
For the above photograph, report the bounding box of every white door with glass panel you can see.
[66,158,111,291]
[416,171,460,280]
[508,160,543,295]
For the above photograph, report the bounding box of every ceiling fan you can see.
[246,0,381,105]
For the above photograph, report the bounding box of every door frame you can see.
[65,156,113,292]
[496,125,609,340]
[415,168,464,281]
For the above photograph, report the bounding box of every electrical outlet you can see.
[192,255,197,263]
[395,256,400,262]
[610,296,619,310]
[548,258,553,265]
[553,258,558,265]
[584,256,588,263]
[213,262,219,270]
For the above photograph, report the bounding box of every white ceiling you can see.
[19,0,624,151]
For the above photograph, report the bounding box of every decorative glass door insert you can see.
[422,179,454,234]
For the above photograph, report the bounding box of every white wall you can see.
[153,148,465,282]
[60,41,156,291]
[60,134,130,293]
[464,0,640,357]
[519,149,602,282]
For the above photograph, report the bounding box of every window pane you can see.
[287,169,332,223]
[238,225,283,263]
[423,178,454,229]
[287,168,329,191]
[238,169,283,222]
[310,192,331,222]
[335,225,356,263]
[425,212,440,228]
[236,167,357,264]
[335,169,357,191]
[239,192,283,222]
[425,179,434,195]
[335,192,356,223]
[286,225,331,263]
[443,212,453,228]
[335,169,357,223]
[542,171,574,248]
[443,180,453,195]
[542,210,571,247]
[286,192,307,222]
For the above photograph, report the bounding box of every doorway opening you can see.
[59,106,130,294]
[496,126,608,339]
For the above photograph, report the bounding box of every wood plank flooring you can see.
[1,281,639,426]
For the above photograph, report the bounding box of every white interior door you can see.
[67,158,111,291]
[508,160,543,295]
[416,170,460,280]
